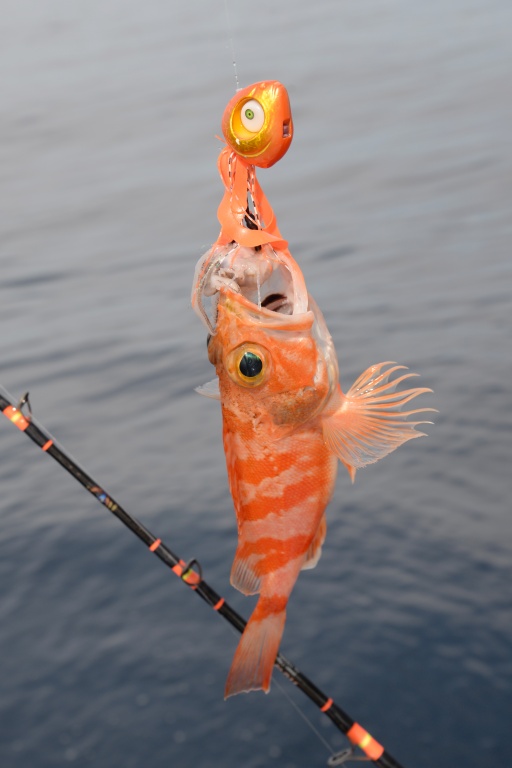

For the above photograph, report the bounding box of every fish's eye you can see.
[239,351,263,379]
[226,344,269,388]
[240,99,265,133]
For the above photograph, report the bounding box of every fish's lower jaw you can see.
[224,607,286,698]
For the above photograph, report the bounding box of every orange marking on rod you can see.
[149,539,161,552]
[320,698,333,713]
[3,406,30,431]
[213,598,225,611]
[42,440,53,452]
[347,723,384,761]
[170,560,200,588]
[172,559,187,577]
[182,570,200,588]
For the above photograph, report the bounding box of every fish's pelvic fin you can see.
[301,515,327,571]
[195,378,221,400]
[224,596,287,698]
[323,362,435,478]
[230,552,261,596]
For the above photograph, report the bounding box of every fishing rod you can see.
[0,386,407,768]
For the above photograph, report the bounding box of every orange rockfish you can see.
[192,80,433,697]
[193,244,433,698]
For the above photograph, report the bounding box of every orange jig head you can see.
[221,81,293,168]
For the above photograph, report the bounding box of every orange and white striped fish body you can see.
[204,282,433,697]
[208,291,339,696]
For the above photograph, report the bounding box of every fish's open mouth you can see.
[261,292,291,313]
[192,243,308,333]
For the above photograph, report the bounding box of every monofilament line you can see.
[273,675,336,758]
[224,0,240,90]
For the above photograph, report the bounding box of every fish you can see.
[192,81,433,697]
[194,244,433,698]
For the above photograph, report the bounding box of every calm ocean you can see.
[1,1,510,766]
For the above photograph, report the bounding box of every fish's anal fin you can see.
[301,515,327,571]
[224,596,287,697]
[195,378,221,401]
[323,362,435,477]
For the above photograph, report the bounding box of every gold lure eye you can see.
[226,344,269,388]
[240,99,265,133]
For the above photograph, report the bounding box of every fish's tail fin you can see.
[224,596,287,698]
[323,362,435,481]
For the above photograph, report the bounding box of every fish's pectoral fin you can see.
[323,362,435,477]
[224,596,287,697]
[195,377,221,400]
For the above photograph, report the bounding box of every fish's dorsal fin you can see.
[323,362,435,480]
[195,378,221,401]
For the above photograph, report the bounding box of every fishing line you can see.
[273,674,336,757]
[222,618,335,759]
[0,386,407,768]
[223,0,240,90]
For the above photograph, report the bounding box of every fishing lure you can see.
[192,81,433,698]
[193,81,308,330]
